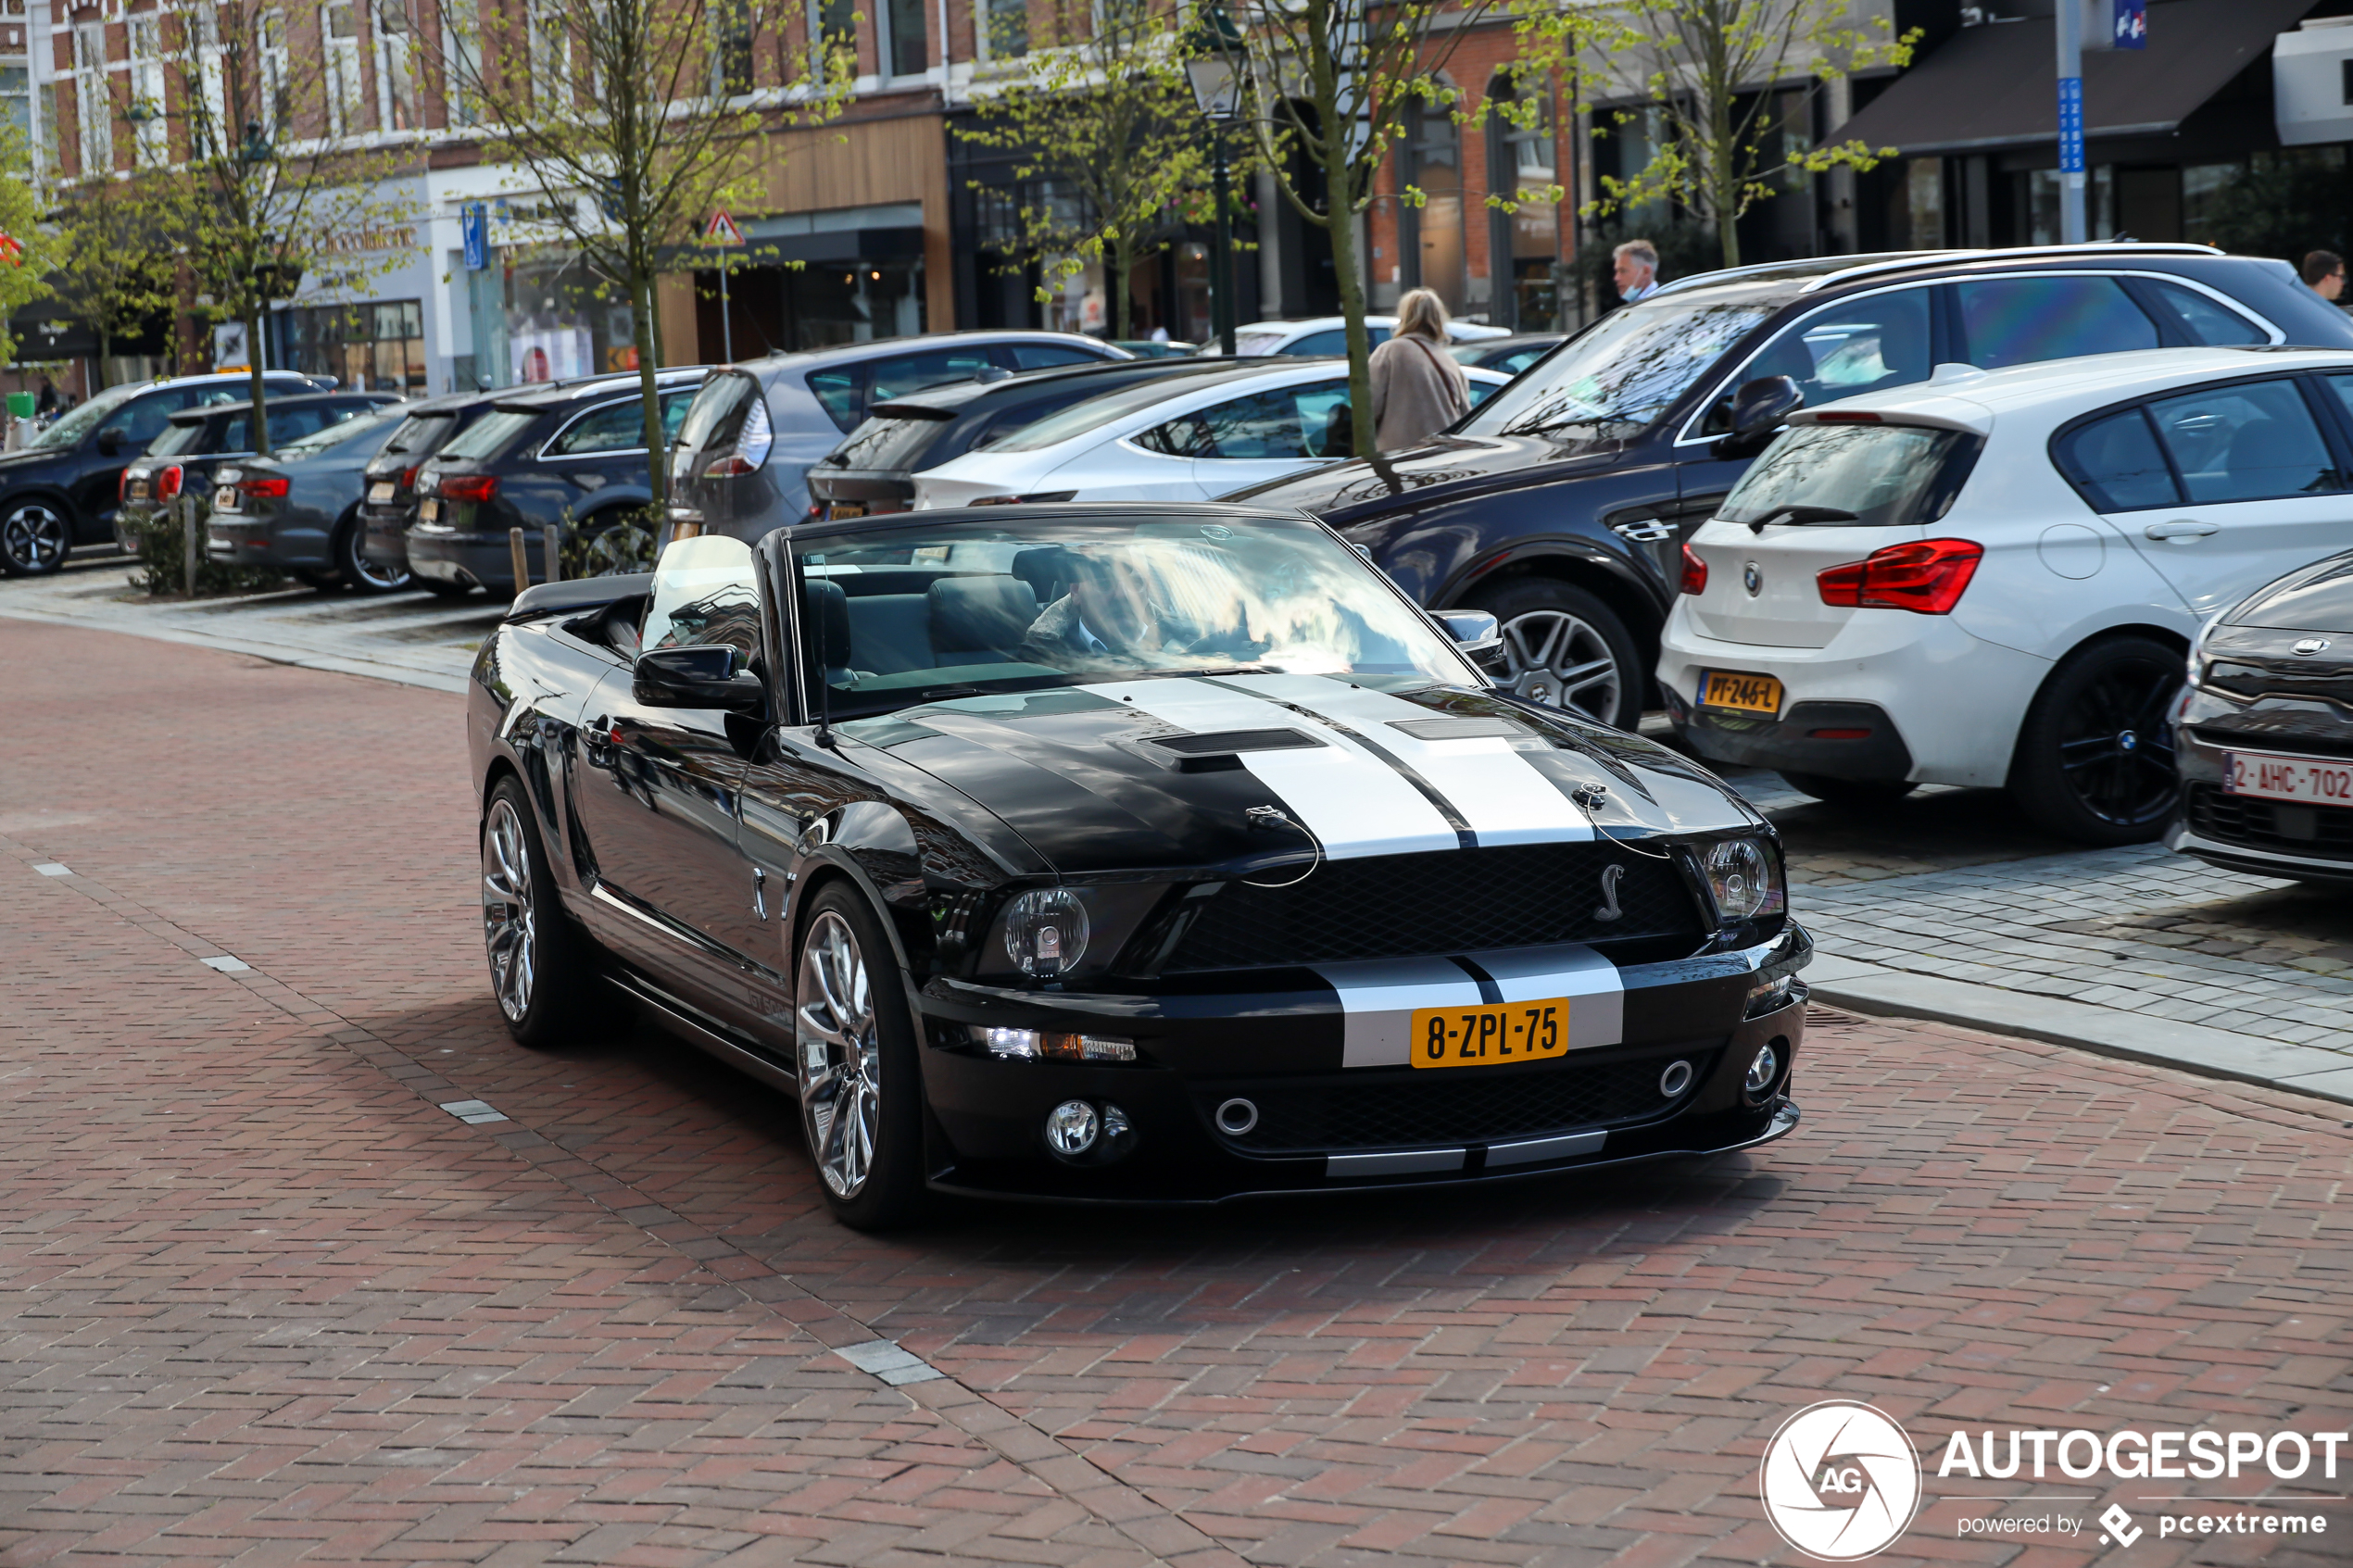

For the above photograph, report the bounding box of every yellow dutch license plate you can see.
[1701,670,1784,716]
[418,498,440,523]
[828,501,866,520]
[1411,998,1568,1070]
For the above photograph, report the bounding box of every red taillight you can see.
[399,465,420,490]
[1817,538,1982,615]
[1680,543,1708,596]
[701,455,758,478]
[439,474,498,504]
[157,465,183,501]
[118,470,131,502]
[238,475,291,499]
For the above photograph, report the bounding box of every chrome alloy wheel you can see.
[481,797,537,1022]
[1496,608,1624,722]
[1,501,69,574]
[347,546,411,593]
[797,910,881,1199]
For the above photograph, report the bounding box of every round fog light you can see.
[1744,1043,1780,1097]
[1658,1060,1694,1098]
[1214,1097,1258,1135]
[1045,1099,1100,1157]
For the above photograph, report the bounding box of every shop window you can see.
[275,300,428,393]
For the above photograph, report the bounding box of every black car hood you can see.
[839,673,1756,877]
[0,445,66,475]
[1218,433,1625,522]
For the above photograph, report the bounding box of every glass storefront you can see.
[464,247,641,390]
[690,257,924,356]
[272,300,427,392]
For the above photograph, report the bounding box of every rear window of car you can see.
[382,411,457,456]
[824,409,955,473]
[675,372,759,452]
[992,377,1234,453]
[147,420,213,458]
[280,407,402,456]
[440,408,542,461]
[1719,422,1979,528]
[1006,341,1108,370]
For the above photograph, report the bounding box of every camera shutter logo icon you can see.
[1759,1401,1923,1560]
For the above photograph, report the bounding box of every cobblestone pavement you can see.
[3,616,2349,1567]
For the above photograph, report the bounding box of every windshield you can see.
[35,384,142,448]
[1718,422,1980,528]
[281,408,402,457]
[794,515,1477,716]
[440,408,540,461]
[1459,295,1779,438]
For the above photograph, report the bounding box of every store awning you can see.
[1838,0,2319,156]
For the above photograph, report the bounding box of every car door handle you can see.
[1610,518,1676,543]
[2143,520,2219,542]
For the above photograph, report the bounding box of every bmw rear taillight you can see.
[1680,544,1707,596]
[1817,538,1982,615]
[439,474,498,504]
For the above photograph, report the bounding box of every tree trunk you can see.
[1112,232,1133,341]
[96,328,112,392]
[247,306,271,457]
[632,268,665,513]
[1330,189,1374,459]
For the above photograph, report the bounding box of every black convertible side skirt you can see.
[605,969,801,1098]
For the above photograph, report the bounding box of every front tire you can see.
[793,885,926,1230]
[1463,578,1644,731]
[2007,634,2183,846]
[334,514,411,594]
[0,499,72,576]
[481,776,596,1047]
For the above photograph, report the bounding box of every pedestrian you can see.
[2303,250,2345,302]
[1614,239,1662,304]
[1368,287,1471,454]
[34,376,57,417]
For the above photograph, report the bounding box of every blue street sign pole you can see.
[461,203,488,271]
[2056,0,2086,244]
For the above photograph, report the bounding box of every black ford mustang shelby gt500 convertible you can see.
[467,503,1809,1227]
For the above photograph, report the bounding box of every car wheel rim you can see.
[585,525,652,577]
[1497,608,1622,722]
[797,910,880,1199]
[350,547,410,591]
[481,798,536,1022]
[3,504,68,571]
[2055,656,2180,827]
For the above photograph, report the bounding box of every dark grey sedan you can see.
[202,408,411,592]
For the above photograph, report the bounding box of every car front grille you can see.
[1199,1047,1715,1154]
[1161,842,1706,972]
[2186,784,2353,862]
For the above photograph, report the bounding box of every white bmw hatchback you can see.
[1658,346,2353,845]
[911,359,1509,509]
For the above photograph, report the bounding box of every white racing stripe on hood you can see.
[1079,678,1457,859]
[1318,944,1625,1068]
[1214,673,1593,846]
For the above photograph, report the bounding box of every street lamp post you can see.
[1185,10,1246,357]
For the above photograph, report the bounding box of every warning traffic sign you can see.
[706,211,745,246]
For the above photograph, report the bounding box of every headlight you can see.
[1701,837,1785,923]
[1003,888,1089,977]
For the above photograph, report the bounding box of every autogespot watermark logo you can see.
[1759,1401,1924,1560]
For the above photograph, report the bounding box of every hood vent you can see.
[1143,728,1324,772]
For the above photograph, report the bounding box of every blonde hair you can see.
[1394,288,1449,342]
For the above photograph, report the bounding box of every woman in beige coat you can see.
[1368,288,1470,452]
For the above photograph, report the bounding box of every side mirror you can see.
[96,428,124,457]
[1436,608,1509,676]
[1709,375,1803,459]
[634,645,766,712]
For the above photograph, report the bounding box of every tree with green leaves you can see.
[432,0,855,511]
[1207,0,1498,458]
[42,174,181,390]
[144,0,420,453]
[1515,0,1915,270]
[0,126,62,369]
[957,0,1211,341]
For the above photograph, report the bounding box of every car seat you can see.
[929,576,1040,665]
[801,579,858,684]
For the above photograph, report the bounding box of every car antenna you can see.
[809,551,838,750]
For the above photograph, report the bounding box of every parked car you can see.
[0,370,323,575]
[805,358,1227,522]
[357,391,505,583]
[1203,317,1514,357]
[200,406,413,592]
[1659,345,2353,846]
[1226,245,2353,733]
[663,331,1135,536]
[406,369,711,596]
[2169,551,2353,888]
[468,504,1809,1226]
[113,393,402,554]
[908,360,1513,509]
[1450,332,1566,374]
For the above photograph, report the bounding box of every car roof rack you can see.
[1793,243,2222,293]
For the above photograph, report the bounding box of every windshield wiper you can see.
[1745,504,1858,534]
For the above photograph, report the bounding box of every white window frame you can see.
[322,0,366,137]
[127,15,167,168]
[258,9,291,142]
[374,0,415,131]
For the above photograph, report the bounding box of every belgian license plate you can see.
[369,482,395,504]
[828,501,866,520]
[2224,750,2353,806]
[1411,998,1568,1070]
[418,498,440,523]
[213,486,238,511]
[1701,670,1784,716]
[128,479,149,500]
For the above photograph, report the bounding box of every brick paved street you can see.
[4,615,2350,1566]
